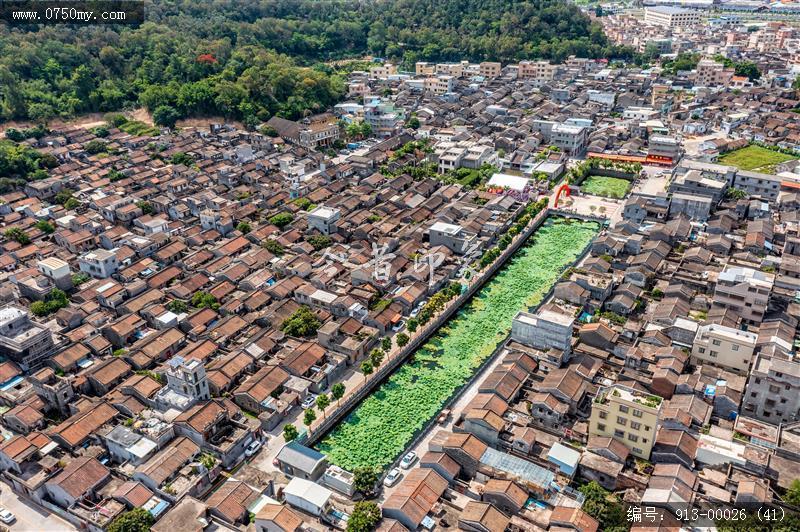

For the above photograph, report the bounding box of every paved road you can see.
[0,487,75,532]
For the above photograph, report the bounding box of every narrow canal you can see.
[316,217,600,471]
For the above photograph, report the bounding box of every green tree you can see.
[171,152,194,166]
[152,105,180,128]
[283,423,299,442]
[578,481,627,531]
[4,228,30,245]
[168,300,188,313]
[281,306,321,337]
[381,337,391,351]
[236,222,252,234]
[136,201,154,215]
[353,468,379,495]
[316,394,330,417]
[269,212,294,228]
[331,382,346,405]
[108,508,154,532]
[84,140,107,154]
[35,220,55,234]
[347,501,381,532]
[734,61,760,81]
[64,197,80,210]
[263,239,284,255]
[303,408,317,427]
[191,291,219,310]
[407,318,418,333]
[360,360,374,381]
[369,348,384,367]
[396,333,409,347]
[307,234,332,250]
[785,478,800,506]
[406,115,420,129]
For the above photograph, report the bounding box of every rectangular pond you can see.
[316,217,600,471]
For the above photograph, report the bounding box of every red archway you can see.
[554,183,571,208]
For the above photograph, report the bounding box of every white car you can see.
[301,394,317,409]
[383,467,402,487]
[392,320,406,332]
[244,440,262,457]
[400,451,417,469]
[409,306,421,318]
[0,509,15,524]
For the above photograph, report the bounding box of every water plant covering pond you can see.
[317,217,599,471]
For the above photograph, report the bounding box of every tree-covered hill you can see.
[0,0,630,126]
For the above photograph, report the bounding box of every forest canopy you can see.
[0,0,626,125]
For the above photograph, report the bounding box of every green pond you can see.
[316,217,599,471]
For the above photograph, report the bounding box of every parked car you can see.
[301,394,317,409]
[384,468,402,487]
[392,319,406,332]
[0,509,15,524]
[400,451,417,469]
[245,439,262,457]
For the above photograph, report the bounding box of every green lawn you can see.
[581,175,631,199]
[718,145,796,174]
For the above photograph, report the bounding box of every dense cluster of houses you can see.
[2,29,800,531]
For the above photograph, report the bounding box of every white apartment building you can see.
[743,355,800,424]
[644,6,701,28]
[691,324,757,374]
[0,306,55,369]
[511,308,574,362]
[714,265,773,325]
[308,206,341,235]
[78,248,119,279]
[429,222,475,255]
[733,170,781,202]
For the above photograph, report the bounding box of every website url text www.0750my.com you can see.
[1,1,144,25]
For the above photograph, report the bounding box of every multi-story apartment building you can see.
[0,306,55,369]
[589,385,662,459]
[166,356,210,403]
[644,6,701,28]
[531,120,588,155]
[511,308,574,359]
[79,249,119,279]
[415,62,436,76]
[436,62,465,77]
[308,206,341,235]
[668,192,713,221]
[424,75,456,96]
[518,60,557,83]
[733,170,781,202]
[364,100,404,138]
[479,61,501,78]
[266,114,340,150]
[691,324,757,375]
[713,265,773,325]
[429,222,476,255]
[648,135,680,163]
[369,63,397,78]
[695,59,734,87]
[743,355,800,424]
